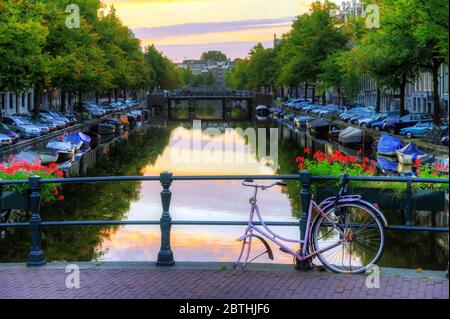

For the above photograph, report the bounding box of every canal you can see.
[0,119,448,270]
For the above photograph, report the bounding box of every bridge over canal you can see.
[147,90,273,121]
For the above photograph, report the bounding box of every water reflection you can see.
[0,121,447,270]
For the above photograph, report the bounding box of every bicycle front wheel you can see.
[311,202,385,274]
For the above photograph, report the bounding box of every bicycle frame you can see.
[235,196,346,268]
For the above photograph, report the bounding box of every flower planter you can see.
[316,186,446,212]
[0,191,30,210]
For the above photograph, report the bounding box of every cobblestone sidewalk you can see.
[0,263,448,299]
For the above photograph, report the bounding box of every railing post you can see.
[405,178,413,227]
[157,171,175,266]
[27,175,46,267]
[297,171,313,270]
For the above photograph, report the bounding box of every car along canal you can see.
[0,120,448,270]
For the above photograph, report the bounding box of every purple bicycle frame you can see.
[235,197,347,268]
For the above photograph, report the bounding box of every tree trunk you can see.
[304,83,308,101]
[337,87,341,106]
[95,91,99,104]
[33,85,41,115]
[48,89,53,110]
[114,89,118,101]
[311,85,316,103]
[61,91,66,113]
[399,75,407,116]
[431,59,441,125]
[376,86,381,113]
[78,91,83,108]
[108,92,112,103]
[123,89,127,101]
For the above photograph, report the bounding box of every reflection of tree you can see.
[0,127,171,262]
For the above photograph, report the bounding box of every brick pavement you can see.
[0,264,448,299]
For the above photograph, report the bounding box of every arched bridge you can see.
[148,90,273,121]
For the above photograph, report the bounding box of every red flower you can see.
[53,188,59,195]
[363,157,369,163]
[304,148,310,154]
[298,163,306,170]
[58,195,64,201]
[296,156,305,163]
[358,148,363,155]
[362,163,367,169]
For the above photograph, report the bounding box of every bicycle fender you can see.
[321,200,388,227]
[253,234,274,260]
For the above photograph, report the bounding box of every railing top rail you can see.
[1,174,448,185]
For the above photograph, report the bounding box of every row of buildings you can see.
[176,59,235,88]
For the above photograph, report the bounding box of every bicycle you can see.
[234,175,387,274]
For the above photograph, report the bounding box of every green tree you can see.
[200,50,227,62]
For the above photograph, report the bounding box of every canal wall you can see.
[278,104,449,156]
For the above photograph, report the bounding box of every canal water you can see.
[0,119,448,270]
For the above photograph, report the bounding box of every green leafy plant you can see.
[0,157,64,206]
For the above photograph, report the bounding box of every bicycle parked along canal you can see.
[234,175,387,274]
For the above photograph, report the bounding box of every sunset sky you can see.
[103,0,316,62]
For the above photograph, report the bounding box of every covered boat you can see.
[396,143,432,165]
[308,119,331,138]
[338,127,361,144]
[377,135,403,157]
[15,150,59,165]
[91,122,115,135]
[64,132,91,151]
[376,156,399,175]
[46,141,75,163]
[294,116,313,128]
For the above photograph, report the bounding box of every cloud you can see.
[132,16,294,40]
[154,40,274,61]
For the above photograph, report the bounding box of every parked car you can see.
[1,116,42,138]
[14,114,56,133]
[0,133,13,148]
[82,103,106,117]
[37,113,67,129]
[383,113,433,134]
[399,121,449,138]
[0,123,20,144]
[40,110,70,127]
[358,110,405,128]
[371,115,400,131]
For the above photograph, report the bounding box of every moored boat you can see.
[377,135,403,157]
[376,155,399,175]
[91,122,116,135]
[338,127,373,145]
[46,141,75,163]
[396,143,432,165]
[307,119,331,138]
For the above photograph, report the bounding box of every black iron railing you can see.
[0,172,448,267]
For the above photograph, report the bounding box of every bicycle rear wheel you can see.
[311,202,385,274]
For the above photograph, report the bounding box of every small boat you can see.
[46,141,75,163]
[338,127,373,145]
[376,156,399,175]
[377,135,403,157]
[64,132,91,151]
[396,143,432,165]
[308,119,331,138]
[91,122,115,135]
[36,149,60,164]
[102,118,125,133]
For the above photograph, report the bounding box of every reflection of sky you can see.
[99,127,299,263]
